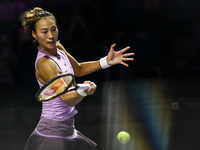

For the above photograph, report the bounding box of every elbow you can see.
[74,73,84,77]
[60,92,83,106]
[65,102,76,106]
[61,97,77,106]
[64,100,82,106]
[74,69,84,77]
[73,63,85,77]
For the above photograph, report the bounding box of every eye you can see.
[41,30,47,33]
[52,27,57,31]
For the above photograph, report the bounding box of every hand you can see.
[107,43,135,67]
[83,81,97,95]
[56,40,64,50]
[56,40,61,47]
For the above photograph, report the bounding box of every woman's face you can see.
[32,17,58,53]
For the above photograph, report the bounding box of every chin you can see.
[48,45,57,50]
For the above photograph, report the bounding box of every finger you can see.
[122,57,134,61]
[91,82,97,87]
[110,43,116,51]
[120,46,130,53]
[111,43,116,47]
[121,61,129,67]
[123,53,135,57]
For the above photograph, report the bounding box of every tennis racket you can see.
[35,72,90,102]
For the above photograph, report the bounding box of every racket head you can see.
[35,73,76,102]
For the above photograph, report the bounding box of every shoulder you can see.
[36,57,60,83]
[37,57,55,70]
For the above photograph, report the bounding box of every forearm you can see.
[57,43,111,76]
[60,91,85,106]
[74,60,102,77]
[57,46,102,76]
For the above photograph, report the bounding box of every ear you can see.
[32,31,36,39]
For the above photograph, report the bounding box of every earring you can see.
[33,38,39,48]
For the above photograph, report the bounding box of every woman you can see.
[20,7,134,150]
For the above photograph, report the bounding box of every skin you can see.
[32,16,135,106]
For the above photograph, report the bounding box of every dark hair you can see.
[20,7,56,35]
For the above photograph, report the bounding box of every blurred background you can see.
[0,0,200,149]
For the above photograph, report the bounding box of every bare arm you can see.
[56,41,135,77]
[63,51,101,77]
[56,42,101,77]
[36,57,96,106]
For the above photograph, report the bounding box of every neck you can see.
[39,46,59,57]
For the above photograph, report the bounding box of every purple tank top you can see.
[35,48,78,121]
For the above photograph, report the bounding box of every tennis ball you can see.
[117,131,130,144]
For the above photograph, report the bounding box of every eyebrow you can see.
[40,26,56,31]
[40,28,48,31]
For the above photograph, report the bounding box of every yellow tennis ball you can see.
[117,131,130,144]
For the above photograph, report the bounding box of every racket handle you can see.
[77,84,90,90]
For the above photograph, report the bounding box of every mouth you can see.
[48,41,55,45]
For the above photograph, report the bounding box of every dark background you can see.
[0,0,200,149]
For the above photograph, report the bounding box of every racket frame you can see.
[35,73,77,102]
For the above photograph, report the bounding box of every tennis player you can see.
[20,7,134,150]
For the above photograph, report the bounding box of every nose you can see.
[48,31,54,39]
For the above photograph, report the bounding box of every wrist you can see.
[77,89,87,97]
[99,56,111,69]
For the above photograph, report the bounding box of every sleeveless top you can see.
[35,48,78,121]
